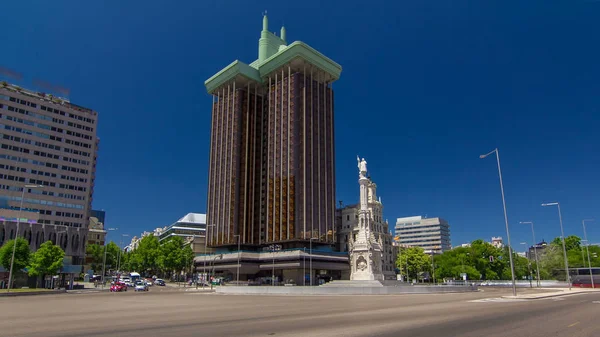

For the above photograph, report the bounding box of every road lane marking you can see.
[593,301,600,304]
[568,322,580,328]
[468,298,526,303]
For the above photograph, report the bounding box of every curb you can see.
[501,290,600,300]
[0,289,67,297]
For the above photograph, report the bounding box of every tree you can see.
[28,241,65,277]
[158,237,195,281]
[86,244,104,273]
[552,235,581,252]
[159,236,185,277]
[105,241,120,271]
[396,247,431,281]
[0,238,31,272]
[130,235,160,274]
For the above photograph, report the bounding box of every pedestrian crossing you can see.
[468,297,527,303]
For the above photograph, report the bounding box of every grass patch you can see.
[0,288,54,293]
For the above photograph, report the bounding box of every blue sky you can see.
[1,0,599,249]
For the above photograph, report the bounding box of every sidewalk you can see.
[502,287,600,300]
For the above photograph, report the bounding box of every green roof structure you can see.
[205,14,342,94]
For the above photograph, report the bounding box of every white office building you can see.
[395,216,451,254]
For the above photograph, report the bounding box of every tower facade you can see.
[204,15,342,248]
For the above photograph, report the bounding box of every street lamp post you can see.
[582,219,594,289]
[541,202,571,290]
[431,251,436,285]
[117,234,129,272]
[234,234,241,284]
[309,237,318,286]
[210,254,222,289]
[480,148,517,296]
[520,242,533,288]
[202,224,215,288]
[8,184,43,292]
[520,222,541,287]
[269,244,282,286]
[101,228,118,288]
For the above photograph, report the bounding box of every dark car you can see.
[154,279,166,286]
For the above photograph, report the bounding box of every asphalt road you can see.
[1,288,598,337]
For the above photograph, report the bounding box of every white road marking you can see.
[592,301,600,304]
[468,298,527,303]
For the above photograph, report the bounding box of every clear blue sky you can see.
[1,0,599,249]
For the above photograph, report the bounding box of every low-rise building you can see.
[0,208,87,288]
[83,215,106,272]
[491,236,503,249]
[395,216,451,254]
[157,213,212,255]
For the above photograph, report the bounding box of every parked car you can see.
[134,281,148,292]
[110,282,127,292]
[154,279,166,286]
[145,278,154,286]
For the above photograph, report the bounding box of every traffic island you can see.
[216,283,478,295]
[0,289,66,297]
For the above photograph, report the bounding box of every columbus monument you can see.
[349,156,384,281]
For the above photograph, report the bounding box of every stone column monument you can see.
[349,156,384,281]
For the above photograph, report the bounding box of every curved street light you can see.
[480,149,517,296]
[520,221,541,287]
[541,202,571,290]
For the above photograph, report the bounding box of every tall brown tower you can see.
[205,15,341,248]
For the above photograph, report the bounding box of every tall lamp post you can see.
[202,224,216,288]
[269,244,282,286]
[309,237,318,286]
[8,184,43,292]
[541,202,571,290]
[117,234,129,272]
[520,242,533,288]
[101,227,118,288]
[234,234,241,284]
[480,148,517,296]
[582,219,594,289]
[520,222,541,287]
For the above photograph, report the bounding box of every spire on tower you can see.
[262,11,268,31]
[280,25,286,42]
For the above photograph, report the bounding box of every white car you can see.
[134,281,148,292]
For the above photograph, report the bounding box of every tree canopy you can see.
[28,241,64,277]
[0,238,31,272]
[426,235,599,282]
[396,247,431,281]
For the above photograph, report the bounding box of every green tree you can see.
[132,235,160,274]
[0,238,31,272]
[181,244,195,277]
[396,247,431,281]
[105,241,121,271]
[159,236,185,276]
[551,235,581,251]
[28,241,65,277]
[86,243,104,273]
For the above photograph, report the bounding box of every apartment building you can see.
[0,82,99,268]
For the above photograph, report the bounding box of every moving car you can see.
[110,282,127,292]
[134,281,148,292]
[154,279,166,286]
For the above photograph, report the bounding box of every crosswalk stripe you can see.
[469,298,526,303]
